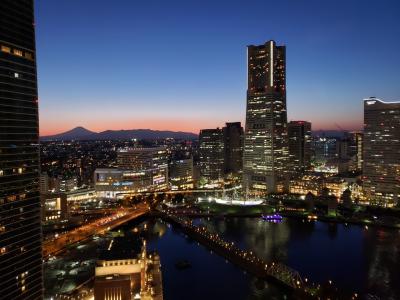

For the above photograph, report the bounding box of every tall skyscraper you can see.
[288,121,311,173]
[363,97,400,206]
[243,40,289,195]
[223,122,243,175]
[199,128,224,181]
[0,0,43,298]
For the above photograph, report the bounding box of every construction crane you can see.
[334,123,348,137]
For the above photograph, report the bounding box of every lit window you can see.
[13,49,23,56]
[18,168,23,174]
[1,45,11,53]
[14,73,19,78]
[7,195,17,202]
[25,52,33,60]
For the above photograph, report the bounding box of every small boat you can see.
[175,260,192,270]
[261,214,283,222]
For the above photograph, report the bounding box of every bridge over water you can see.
[158,211,346,299]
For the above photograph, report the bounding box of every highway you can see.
[42,203,149,257]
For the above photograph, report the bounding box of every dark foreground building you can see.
[223,122,243,174]
[288,121,312,173]
[0,1,43,298]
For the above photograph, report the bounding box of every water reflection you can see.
[199,217,400,299]
[45,217,400,300]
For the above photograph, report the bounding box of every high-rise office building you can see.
[199,128,224,181]
[223,122,243,174]
[349,131,363,171]
[0,1,43,298]
[170,158,194,190]
[363,97,400,206]
[288,121,311,173]
[336,138,350,159]
[243,40,289,195]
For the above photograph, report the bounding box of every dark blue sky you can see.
[35,0,400,135]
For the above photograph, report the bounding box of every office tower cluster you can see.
[195,39,399,208]
[199,122,243,182]
[0,0,43,298]
[199,41,313,195]
[363,97,400,206]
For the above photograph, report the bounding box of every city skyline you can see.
[36,0,400,135]
[2,1,400,300]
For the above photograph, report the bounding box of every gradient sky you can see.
[35,0,400,136]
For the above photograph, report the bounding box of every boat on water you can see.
[261,214,283,222]
[175,259,192,270]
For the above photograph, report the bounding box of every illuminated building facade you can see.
[223,122,243,174]
[0,1,43,298]
[95,236,163,300]
[243,40,289,194]
[117,147,168,171]
[41,193,68,222]
[94,167,168,198]
[199,128,224,181]
[170,158,194,190]
[289,175,362,200]
[289,175,323,196]
[94,147,170,198]
[41,188,97,221]
[363,97,400,206]
[288,121,311,173]
[65,188,97,211]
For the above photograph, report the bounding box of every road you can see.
[43,203,149,257]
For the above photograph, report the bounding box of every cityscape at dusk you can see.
[1,1,400,300]
[36,0,400,135]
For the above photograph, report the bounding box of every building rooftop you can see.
[99,233,143,261]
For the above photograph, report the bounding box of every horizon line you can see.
[40,125,363,137]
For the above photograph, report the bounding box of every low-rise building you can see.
[66,188,97,211]
[289,175,323,196]
[289,174,363,201]
[94,167,168,199]
[41,193,68,222]
[95,236,163,300]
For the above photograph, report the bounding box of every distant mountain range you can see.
[41,126,351,141]
[41,126,198,141]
